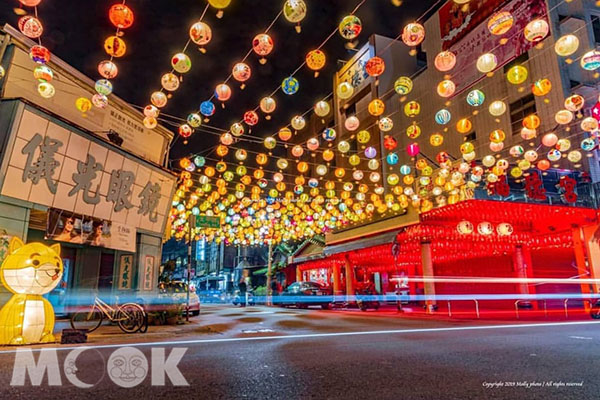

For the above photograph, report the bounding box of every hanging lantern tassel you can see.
[204,117,210,123]
[240,83,246,90]
[221,102,225,109]
[184,140,188,145]
[216,10,224,19]
[409,48,417,56]
[314,71,320,78]
[259,57,267,65]
[295,23,302,33]
[198,47,207,54]
[266,115,271,120]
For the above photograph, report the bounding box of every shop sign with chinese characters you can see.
[0,108,176,234]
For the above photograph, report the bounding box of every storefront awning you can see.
[323,230,399,256]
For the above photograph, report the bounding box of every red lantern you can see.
[436,151,450,164]
[109,4,135,29]
[178,124,193,138]
[244,111,259,126]
[407,142,420,157]
[383,135,397,150]
[365,56,385,77]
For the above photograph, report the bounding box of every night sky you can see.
[1,0,436,163]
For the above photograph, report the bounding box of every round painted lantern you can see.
[466,89,485,106]
[144,105,159,118]
[283,0,307,23]
[435,109,451,125]
[521,127,537,140]
[488,11,514,35]
[337,140,350,153]
[322,128,337,141]
[406,142,420,157]
[369,99,386,116]
[345,116,360,131]
[581,117,599,132]
[555,34,579,57]
[581,50,600,71]
[507,65,528,85]
[200,100,216,117]
[102,36,126,59]
[547,149,561,162]
[18,0,42,6]
[229,122,244,137]
[339,15,362,40]
[243,111,259,126]
[220,132,234,145]
[259,96,277,115]
[277,158,289,169]
[232,63,252,86]
[337,82,354,99]
[565,94,584,112]
[98,60,118,79]
[524,19,549,42]
[437,80,456,98]
[29,45,50,64]
[151,91,167,108]
[278,127,292,141]
[109,4,135,29]
[264,137,277,150]
[383,135,397,150]
[477,222,494,236]
[291,145,304,158]
[314,101,330,117]
[322,149,335,162]
[460,142,474,154]
[406,123,421,139]
[402,22,425,46]
[189,21,212,46]
[488,100,507,116]
[307,137,319,151]
[291,115,306,131]
[568,150,582,163]
[489,129,506,143]
[581,138,597,152]
[509,145,524,157]
[457,220,474,234]
[430,133,444,146]
[541,132,558,147]
[18,16,43,39]
[143,117,157,129]
[282,77,299,95]
[33,65,53,83]
[161,73,180,92]
[379,117,393,132]
[537,160,551,171]
[434,51,456,72]
[75,97,92,113]
[306,49,326,72]
[95,79,113,96]
[365,147,377,159]
[531,79,551,96]
[365,57,385,77]
[252,34,274,59]
[456,118,472,134]
[497,223,514,236]
[92,94,108,109]
[214,83,231,102]
[172,53,192,74]
[394,76,413,95]
[476,53,497,73]
[37,82,55,99]
[178,124,193,138]
[556,139,571,152]
[523,114,540,130]
[187,113,202,128]
[524,150,538,162]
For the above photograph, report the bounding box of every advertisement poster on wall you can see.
[46,208,136,253]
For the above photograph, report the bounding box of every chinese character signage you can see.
[142,255,154,291]
[47,209,136,252]
[0,109,176,235]
[336,44,372,90]
[118,254,134,290]
[193,215,221,229]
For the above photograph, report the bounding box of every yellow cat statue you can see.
[0,238,63,345]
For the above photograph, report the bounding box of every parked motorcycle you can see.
[591,299,600,319]
[232,289,255,307]
[356,287,380,311]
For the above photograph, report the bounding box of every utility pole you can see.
[186,215,196,322]
[266,240,273,306]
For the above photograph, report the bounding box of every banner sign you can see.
[142,255,155,291]
[118,254,134,290]
[47,209,136,252]
[440,0,548,93]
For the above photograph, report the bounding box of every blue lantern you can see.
[399,164,411,175]
[193,156,206,167]
[200,100,216,117]
[466,89,485,107]
[282,77,299,95]
[386,152,399,165]
[322,128,337,141]
[581,138,596,151]
[435,109,451,125]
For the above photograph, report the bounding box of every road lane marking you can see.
[568,335,593,340]
[1,320,599,354]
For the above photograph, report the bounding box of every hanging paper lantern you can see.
[213,83,231,103]
[406,143,420,157]
[253,34,274,63]
[322,128,336,142]
[383,135,397,151]
[568,150,582,163]
[109,4,135,29]
[264,137,277,150]
[161,73,180,92]
[490,142,504,152]
[291,115,306,131]
[394,76,413,95]
[565,94,585,112]
[434,109,451,125]
[339,15,362,40]
[227,123,244,138]
[37,82,55,99]
[143,117,157,129]
[103,36,126,58]
[348,154,361,167]
[507,65,527,85]
[91,94,108,109]
[497,223,514,236]
[509,145,524,158]
[75,97,92,113]
[29,45,50,64]
[531,79,551,96]
[306,137,319,151]
[200,100,216,117]
[524,18,550,43]
[144,105,159,118]
[555,34,579,57]
[379,117,393,132]
[552,110,572,126]
[488,11,514,35]
[306,49,326,74]
[476,53,497,73]
[278,127,292,141]
[98,60,118,79]
[521,127,537,140]
[244,111,259,126]
[457,220,474,235]
[434,51,456,72]
[369,99,386,116]
[541,132,558,147]
[466,89,485,106]
[256,153,269,166]
[337,82,354,100]
[95,79,113,96]
[364,147,377,159]
[581,50,600,71]
[314,101,330,117]
[282,77,299,95]
[488,100,506,116]
[365,57,385,77]
[581,117,599,132]
[401,22,425,46]
[556,139,571,152]
[18,0,42,6]
[33,65,53,83]
[482,155,496,167]
[524,150,538,162]
[187,113,202,128]
[18,15,43,39]
[345,116,360,131]
[232,62,252,85]
[277,159,289,170]
[151,91,168,108]
[547,149,561,162]
[292,145,304,157]
[189,21,212,46]
[460,142,474,154]
[323,149,335,162]
[437,80,456,98]
[477,222,494,235]
[259,96,277,115]
[283,0,307,24]
[523,114,540,130]
[489,129,506,143]
[171,53,192,74]
[178,124,193,138]
[581,138,596,152]
[456,118,472,134]
[220,132,234,145]
[430,133,444,146]
[336,141,349,154]
[406,123,421,139]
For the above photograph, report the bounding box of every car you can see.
[278,281,332,309]
[198,289,227,303]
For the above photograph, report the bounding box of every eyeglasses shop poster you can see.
[46,209,136,252]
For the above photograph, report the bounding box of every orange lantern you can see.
[456,118,472,134]
[109,4,135,29]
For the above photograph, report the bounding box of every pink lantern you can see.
[407,142,420,157]
[542,133,558,147]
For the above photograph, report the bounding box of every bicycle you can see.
[70,296,147,334]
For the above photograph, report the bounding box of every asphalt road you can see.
[0,305,598,400]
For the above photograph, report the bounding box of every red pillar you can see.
[513,245,537,309]
[573,228,592,312]
[421,242,437,313]
[344,256,355,303]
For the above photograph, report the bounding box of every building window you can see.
[503,52,529,73]
[509,94,536,135]
[592,15,600,44]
